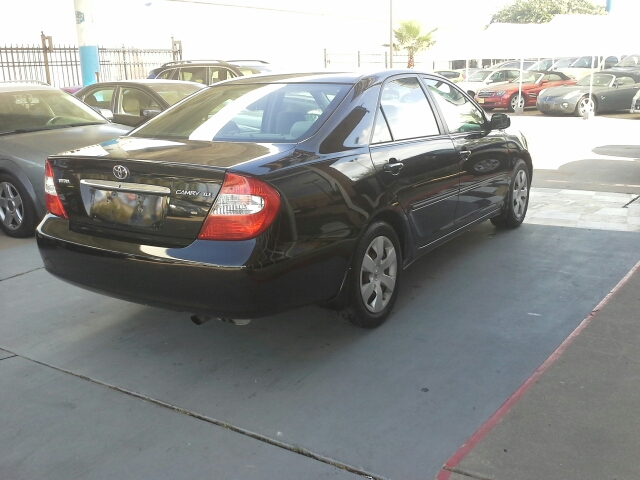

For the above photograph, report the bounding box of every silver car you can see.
[536,72,640,116]
[0,82,131,237]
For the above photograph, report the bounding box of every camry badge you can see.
[113,165,129,180]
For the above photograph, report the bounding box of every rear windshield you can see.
[132,82,351,143]
[0,89,107,135]
[146,83,205,105]
[618,54,640,67]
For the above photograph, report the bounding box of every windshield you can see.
[570,56,597,68]
[618,54,640,67]
[467,71,492,82]
[527,60,551,71]
[576,74,614,87]
[550,58,578,70]
[0,89,107,135]
[511,73,542,84]
[147,83,205,105]
[133,82,351,143]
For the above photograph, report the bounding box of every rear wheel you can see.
[490,160,529,228]
[338,221,402,328]
[0,174,37,238]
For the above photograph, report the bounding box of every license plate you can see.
[477,98,484,104]
[82,187,168,228]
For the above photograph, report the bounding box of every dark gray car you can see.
[0,82,131,237]
[536,72,640,116]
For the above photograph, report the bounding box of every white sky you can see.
[0,0,635,70]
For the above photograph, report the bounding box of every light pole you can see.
[606,0,613,12]
[389,0,393,68]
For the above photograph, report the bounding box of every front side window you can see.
[468,71,492,82]
[81,87,115,109]
[422,78,486,134]
[376,77,439,141]
[117,88,160,116]
[156,69,176,80]
[210,68,236,84]
[133,82,351,143]
[177,67,208,84]
[0,89,107,134]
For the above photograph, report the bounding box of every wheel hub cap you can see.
[360,236,397,313]
[0,181,24,230]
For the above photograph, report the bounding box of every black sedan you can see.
[75,79,205,127]
[37,71,532,328]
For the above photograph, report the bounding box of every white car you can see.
[631,89,640,113]
[456,68,522,97]
[556,55,620,81]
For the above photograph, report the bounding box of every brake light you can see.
[44,159,68,219]
[198,173,280,240]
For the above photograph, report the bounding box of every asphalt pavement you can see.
[1,114,639,480]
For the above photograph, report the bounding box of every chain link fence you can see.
[0,34,180,88]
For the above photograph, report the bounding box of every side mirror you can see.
[93,107,113,121]
[142,109,162,118]
[489,113,510,130]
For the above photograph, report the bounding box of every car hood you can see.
[58,136,298,170]
[0,123,132,164]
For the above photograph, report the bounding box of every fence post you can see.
[171,37,182,61]
[41,32,53,85]
[385,51,388,69]
[324,48,327,68]
[122,45,127,80]
[357,51,360,68]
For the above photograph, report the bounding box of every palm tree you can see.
[385,21,437,68]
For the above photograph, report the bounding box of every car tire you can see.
[338,221,402,328]
[509,93,524,112]
[0,174,37,238]
[490,159,529,228]
[575,95,596,116]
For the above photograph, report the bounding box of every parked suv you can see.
[147,59,276,85]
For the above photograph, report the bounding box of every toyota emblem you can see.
[113,165,129,180]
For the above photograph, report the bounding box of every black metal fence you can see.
[0,34,180,88]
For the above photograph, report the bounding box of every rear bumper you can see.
[36,215,350,319]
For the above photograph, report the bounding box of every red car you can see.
[475,71,576,111]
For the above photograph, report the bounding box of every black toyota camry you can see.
[36,70,532,328]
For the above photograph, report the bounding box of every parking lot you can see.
[1,113,639,479]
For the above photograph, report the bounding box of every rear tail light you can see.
[44,159,68,219]
[198,173,280,241]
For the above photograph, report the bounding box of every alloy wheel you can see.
[0,181,24,231]
[510,94,524,111]
[360,235,397,313]
[512,169,528,220]
[578,97,594,116]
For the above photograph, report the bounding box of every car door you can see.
[368,75,461,247]
[604,75,640,110]
[113,87,161,127]
[422,77,511,225]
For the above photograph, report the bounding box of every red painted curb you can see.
[436,260,640,480]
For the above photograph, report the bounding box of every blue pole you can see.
[606,0,613,12]
[74,0,100,86]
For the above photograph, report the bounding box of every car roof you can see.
[0,82,56,93]
[221,69,439,86]
[80,79,203,87]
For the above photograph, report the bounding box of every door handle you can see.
[383,158,403,174]
[459,149,472,160]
